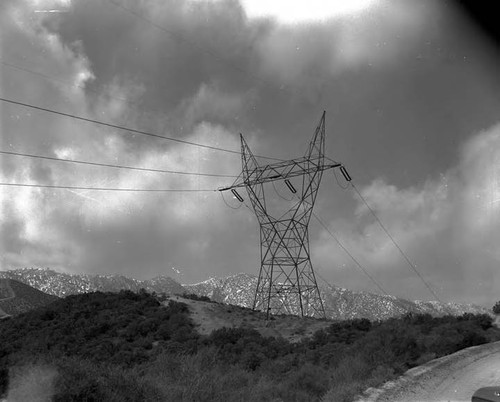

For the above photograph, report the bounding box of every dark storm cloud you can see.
[55,0,267,132]
[2,0,500,306]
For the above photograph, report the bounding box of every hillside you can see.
[170,295,332,342]
[184,273,491,320]
[0,268,185,297]
[0,290,498,402]
[0,279,58,317]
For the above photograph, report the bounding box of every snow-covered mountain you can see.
[184,273,491,321]
[184,273,257,307]
[0,268,185,297]
[2,268,489,321]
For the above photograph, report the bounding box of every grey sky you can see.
[1,0,500,306]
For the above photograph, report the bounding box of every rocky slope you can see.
[184,273,491,321]
[0,268,185,298]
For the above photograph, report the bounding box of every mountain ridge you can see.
[0,267,185,298]
[0,268,490,321]
[183,272,491,321]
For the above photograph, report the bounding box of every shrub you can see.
[287,363,330,398]
[0,367,8,397]
[2,291,500,402]
[181,293,212,302]
[52,357,162,402]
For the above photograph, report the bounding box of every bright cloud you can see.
[255,0,435,90]
[0,0,248,279]
[240,0,376,24]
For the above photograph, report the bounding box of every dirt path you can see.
[167,296,283,338]
[357,340,500,402]
[0,280,15,301]
[166,296,331,341]
[0,279,15,318]
[171,296,243,336]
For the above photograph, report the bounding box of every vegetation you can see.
[493,300,500,315]
[0,291,498,401]
[181,292,213,303]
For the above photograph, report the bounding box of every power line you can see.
[350,182,443,302]
[312,212,389,296]
[315,270,335,290]
[0,97,281,162]
[0,182,215,192]
[283,187,389,295]
[0,150,237,178]
[228,184,389,296]
[3,4,446,305]
[0,58,144,111]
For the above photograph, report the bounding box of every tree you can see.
[493,301,500,315]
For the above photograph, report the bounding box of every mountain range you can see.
[183,273,491,320]
[0,268,491,320]
[0,267,185,298]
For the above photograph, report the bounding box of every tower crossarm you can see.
[219,158,341,192]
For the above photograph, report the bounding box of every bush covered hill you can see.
[0,279,58,318]
[0,290,499,401]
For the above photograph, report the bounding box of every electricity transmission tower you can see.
[220,112,346,318]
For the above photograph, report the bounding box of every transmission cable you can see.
[314,270,336,291]
[231,183,389,295]
[350,182,443,302]
[0,97,281,162]
[0,58,135,109]
[4,4,443,303]
[0,150,236,178]
[312,212,389,296]
[278,190,388,295]
[0,182,215,192]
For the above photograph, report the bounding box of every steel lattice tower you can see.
[220,112,342,318]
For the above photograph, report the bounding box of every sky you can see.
[1,0,500,306]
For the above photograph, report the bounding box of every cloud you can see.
[179,83,256,128]
[240,0,376,24]
[2,0,499,307]
[1,116,244,278]
[254,0,437,93]
[4,1,92,95]
[314,122,500,305]
[0,0,255,280]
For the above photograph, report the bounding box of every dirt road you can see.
[357,340,500,402]
[0,280,15,301]
[166,296,330,342]
[0,279,15,318]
